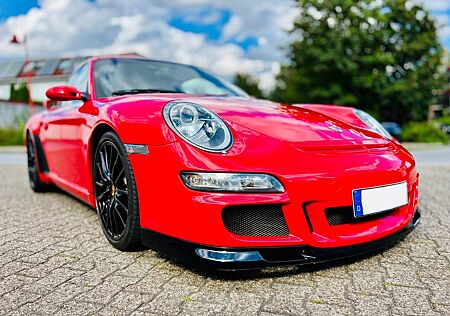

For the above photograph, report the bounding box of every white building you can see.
[0,57,87,103]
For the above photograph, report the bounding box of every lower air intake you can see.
[222,205,289,237]
[325,206,394,226]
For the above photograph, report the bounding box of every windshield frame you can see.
[91,57,249,99]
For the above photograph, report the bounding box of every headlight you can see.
[163,101,233,152]
[180,172,285,193]
[353,109,392,139]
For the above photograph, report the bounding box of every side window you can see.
[68,64,89,94]
[62,64,89,107]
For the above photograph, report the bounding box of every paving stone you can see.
[261,283,312,315]
[138,283,198,315]
[389,285,438,315]
[108,290,157,311]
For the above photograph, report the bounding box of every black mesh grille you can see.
[222,205,289,237]
[325,206,394,226]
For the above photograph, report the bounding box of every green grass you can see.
[0,127,24,146]
[401,122,449,144]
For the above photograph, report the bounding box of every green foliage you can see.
[0,113,28,146]
[0,129,24,146]
[9,83,29,103]
[234,73,265,98]
[272,0,444,123]
[436,115,450,125]
[0,127,24,146]
[401,122,448,144]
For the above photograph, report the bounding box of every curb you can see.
[0,146,25,154]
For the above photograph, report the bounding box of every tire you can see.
[93,131,142,251]
[27,133,51,192]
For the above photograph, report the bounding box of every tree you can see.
[234,73,265,99]
[9,83,29,103]
[272,0,444,123]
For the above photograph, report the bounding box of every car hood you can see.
[104,94,390,149]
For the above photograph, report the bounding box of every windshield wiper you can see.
[112,89,178,96]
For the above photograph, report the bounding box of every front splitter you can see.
[140,209,420,271]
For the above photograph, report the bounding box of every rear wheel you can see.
[27,133,51,192]
[93,131,141,251]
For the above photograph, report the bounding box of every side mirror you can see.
[45,85,88,101]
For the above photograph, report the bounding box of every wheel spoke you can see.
[99,200,108,216]
[115,198,129,214]
[97,189,110,202]
[116,188,128,196]
[114,204,126,227]
[107,199,115,235]
[110,151,119,180]
[99,151,110,180]
[108,144,113,174]
[96,163,108,182]
[95,180,105,187]
[110,200,119,237]
[114,168,124,186]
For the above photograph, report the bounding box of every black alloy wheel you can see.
[93,131,141,250]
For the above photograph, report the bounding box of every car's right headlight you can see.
[180,172,285,193]
[163,101,233,152]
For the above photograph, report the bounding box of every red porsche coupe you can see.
[25,55,420,269]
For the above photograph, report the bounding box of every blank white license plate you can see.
[352,182,408,218]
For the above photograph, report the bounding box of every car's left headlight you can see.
[163,101,233,152]
[353,109,392,139]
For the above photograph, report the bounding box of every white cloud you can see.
[0,0,298,91]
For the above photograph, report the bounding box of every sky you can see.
[0,0,449,91]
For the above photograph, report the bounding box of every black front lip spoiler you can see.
[141,209,421,271]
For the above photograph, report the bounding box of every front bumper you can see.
[141,209,420,270]
[130,140,418,249]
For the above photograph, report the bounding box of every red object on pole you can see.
[10,33,34,114]
[10,34,19,44]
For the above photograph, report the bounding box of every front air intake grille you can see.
[325,206,394,226]
[222,205,289,237]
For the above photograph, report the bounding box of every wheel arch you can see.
[86,122,117,195]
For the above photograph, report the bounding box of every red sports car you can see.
[25,55,420,269]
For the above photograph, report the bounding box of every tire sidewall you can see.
[27,134,39,190]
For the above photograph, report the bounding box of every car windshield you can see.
[94,58,249,98]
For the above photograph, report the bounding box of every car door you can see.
[41,63,90,191]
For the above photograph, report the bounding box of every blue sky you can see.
[168,7,258,52]
[0,0,38,20]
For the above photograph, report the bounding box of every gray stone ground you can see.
[0,162,449,315]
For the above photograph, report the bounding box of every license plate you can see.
[352,182,408,218]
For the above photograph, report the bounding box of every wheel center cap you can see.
[111,184,116,197]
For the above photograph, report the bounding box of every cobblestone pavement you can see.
[0,163,449,316]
